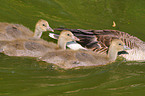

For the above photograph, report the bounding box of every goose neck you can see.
[33,28,42,38]
[58,38,67,50]
[108,46,118,61]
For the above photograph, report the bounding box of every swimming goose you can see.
[51,28,145,61]
[0,30,79,57]
[39,39,130,69]
[0,19,54,41]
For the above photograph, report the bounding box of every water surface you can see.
[0,0,145,96]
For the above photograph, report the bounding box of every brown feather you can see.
[54,28,144,54]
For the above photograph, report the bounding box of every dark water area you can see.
[0,0,145,96]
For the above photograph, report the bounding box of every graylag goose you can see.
[39,39,130,69]
[0,19,54,41]
[50,28,145,61]
[0,30,79,57]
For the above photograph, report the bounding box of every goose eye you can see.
[119,43,122,45]
[67,34,70,36]
[42,24,45,26]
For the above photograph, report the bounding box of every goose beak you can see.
[73,36,80,41]
[47,26,54,32]
[123,45,131,50]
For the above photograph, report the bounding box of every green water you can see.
[0,0,145,96]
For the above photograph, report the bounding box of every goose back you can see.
[1,39,56,57]
[0,19,54,41]
[0,23,34,41]
[39,50,110,69]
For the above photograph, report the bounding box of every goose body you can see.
[0,39,56,57]
[52,28,145,61]
[40,39,130,69]
[0,30,79,57]
[0,19,54,41]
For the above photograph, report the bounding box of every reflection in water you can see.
[0,0,145,96]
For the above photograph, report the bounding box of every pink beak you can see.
[47,26,54,32]
[74,36,80,41]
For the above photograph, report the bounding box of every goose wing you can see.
[54,28,144,53]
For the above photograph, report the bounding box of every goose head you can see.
[111,39,130,51]
[35,19,54,32]
[58,30,80,50]
[34,19,54,38]
[108,39,130,61]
